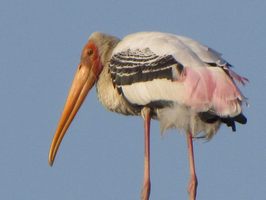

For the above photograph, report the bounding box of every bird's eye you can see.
[87,48,94,56]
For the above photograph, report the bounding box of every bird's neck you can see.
[96,61,140,116]
[95,37,140,116]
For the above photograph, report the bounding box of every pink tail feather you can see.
[180,67,246,117]
[226,67,249,85]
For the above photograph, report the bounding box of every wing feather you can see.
[109,32,246,117]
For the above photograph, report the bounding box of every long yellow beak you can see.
[48,64,96,166]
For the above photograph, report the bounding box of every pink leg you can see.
[141,108,151,200]
[186,132,198,200]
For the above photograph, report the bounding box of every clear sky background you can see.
[1,0,265,199]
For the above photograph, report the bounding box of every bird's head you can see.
[48,32,119,166]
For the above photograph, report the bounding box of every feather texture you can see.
[91,31,247,137]
[110,32,247,118]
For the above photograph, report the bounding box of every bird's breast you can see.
[96,63,140,116]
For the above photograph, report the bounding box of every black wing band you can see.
[109,48,183,88]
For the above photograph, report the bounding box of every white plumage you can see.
[111,32,245,126]
[113,32,225,67]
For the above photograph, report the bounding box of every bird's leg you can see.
[186,132,198,200]
[141,107,151,200]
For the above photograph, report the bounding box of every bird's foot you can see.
[187,175,198,200]
[141,181,151,200]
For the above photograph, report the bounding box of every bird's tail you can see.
[180,66,248,117]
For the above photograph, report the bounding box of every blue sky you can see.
[0,0,265,199]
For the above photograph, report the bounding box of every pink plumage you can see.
[181,66,246,116]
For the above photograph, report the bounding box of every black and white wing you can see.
[109,32,247,117]
[110,48,183,92]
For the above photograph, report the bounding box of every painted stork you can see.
[48,32,247,200]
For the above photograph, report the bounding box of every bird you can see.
[48,31,248,200]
